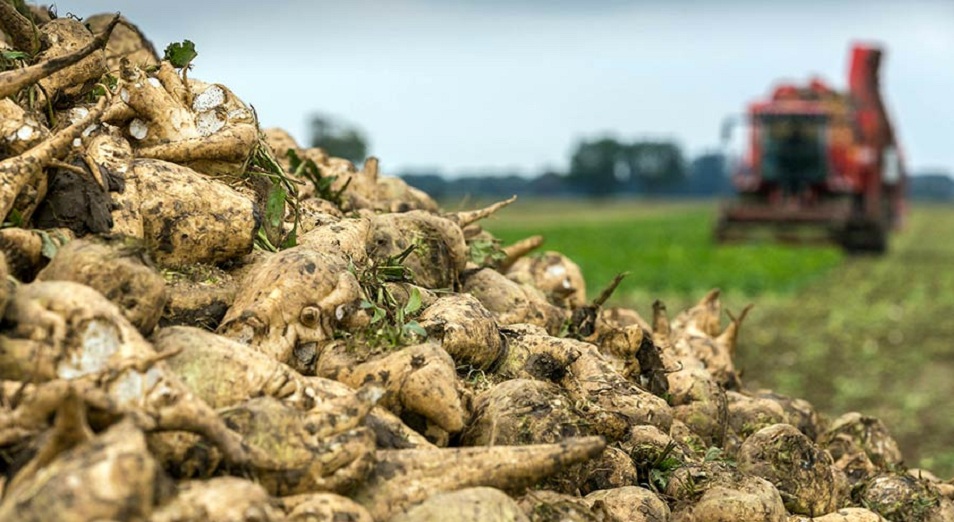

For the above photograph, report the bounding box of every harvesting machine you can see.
[716,43,905,253]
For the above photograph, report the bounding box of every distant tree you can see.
[908,172,954,201]
[566,137,687,197]
[399,172,447,199]
[687,152,732,196]
[625,141,686,193]
[308,114,369,164]
[566,137,627,197]
[530,170,571,196]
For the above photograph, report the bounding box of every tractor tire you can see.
[840,219,887,255]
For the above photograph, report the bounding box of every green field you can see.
[477,198,954,478]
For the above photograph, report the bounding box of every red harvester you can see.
[716,43,905,253]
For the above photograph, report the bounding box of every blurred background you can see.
[77,0,954,476]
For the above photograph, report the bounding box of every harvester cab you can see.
[759,112,828,194]
[716,44,905,253]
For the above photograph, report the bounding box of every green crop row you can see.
[483,199,842,314]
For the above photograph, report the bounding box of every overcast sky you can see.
[74,0,953,177]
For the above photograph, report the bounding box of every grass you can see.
[475,197,954,478]
[481,198,843,314]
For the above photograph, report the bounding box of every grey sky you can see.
[75,0,953,176]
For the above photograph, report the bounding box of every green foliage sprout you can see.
[1,209,24,228]
[345,245,428,350]
[163,40,199,105]
[247,142,302,252]
[647,441,682,492]
[163,39,197,69]
[0,50,28,72]
[467,237,507,268]
[286,149,350,206]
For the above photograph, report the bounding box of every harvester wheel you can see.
[714,217,729,244]
[840,219,887,255]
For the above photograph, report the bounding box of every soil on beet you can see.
[33,161,117,235]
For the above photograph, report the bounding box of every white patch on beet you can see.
[546,264,567,279]
[16,125,33,141]
[167,108,199,138]
[228,108,251,121]
[58,320,121,379]
[112,370,144,405]
[193,85,226,112]
[129,119,149,140]
[69,107,89,124]
[196,110,225,136]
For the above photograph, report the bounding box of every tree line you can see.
[307,114,731,199]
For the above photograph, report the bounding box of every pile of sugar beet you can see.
[0,6,952,522]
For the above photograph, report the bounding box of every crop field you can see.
[477,198,954,477]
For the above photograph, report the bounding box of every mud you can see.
[33,160,116,235]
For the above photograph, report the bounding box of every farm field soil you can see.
[482,198,954,478]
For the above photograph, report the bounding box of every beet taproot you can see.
[0,419,164,522]
[150,476,283,522]
[0,281,255,467]
[390,487,529,522]
[351,436,606,520]
[737,423,844,516]
[219,248,363,368]
[584,486,671,522]
[280,492,375,521]
[36,236,167,334]
[418,293,504,371]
